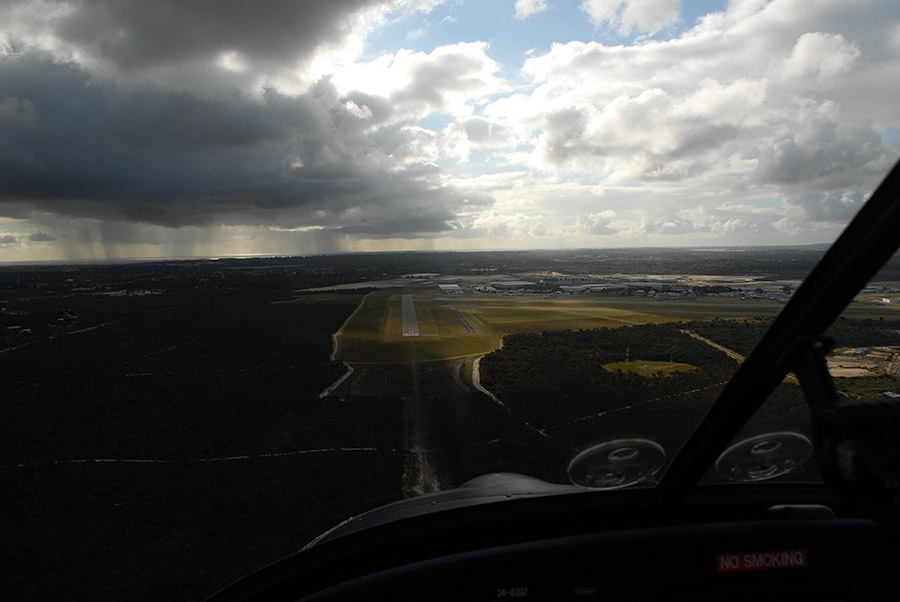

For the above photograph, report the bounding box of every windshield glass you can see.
[698,263,900,485]
[2,1,900,600]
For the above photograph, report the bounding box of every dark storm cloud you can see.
[0,51,485,236]
[29,231,55,241]
[109,90,297,150]
[51,0,383,72]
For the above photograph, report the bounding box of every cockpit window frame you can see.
[657,159,900,505]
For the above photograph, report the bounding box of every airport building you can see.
[624,276,679,283]
[491,280,535,289]
[544,275,594,283]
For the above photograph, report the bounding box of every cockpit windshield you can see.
[2,1,900,600]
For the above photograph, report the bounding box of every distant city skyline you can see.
[1,0,899,262]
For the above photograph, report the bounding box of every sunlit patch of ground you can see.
[333,289,820,365]
[827,346,900,377]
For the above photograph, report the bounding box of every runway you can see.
[401,295,419,336]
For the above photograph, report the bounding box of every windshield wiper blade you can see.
[657,158,900,505]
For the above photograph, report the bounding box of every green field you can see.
[335,290,715,364]
[333,290,501,363]
[332,289,900,364]
[460,300,661,333]
[602,360,699,375]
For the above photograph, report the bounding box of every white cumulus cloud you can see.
[515,0,550,20]
[581,0,681,34]
[783,32,862,80]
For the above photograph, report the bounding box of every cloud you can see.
[330,43,505,122]
[783,32,861,80]
[515,0,550,20]
[442,116,521,161]
[641,213,697,235]
[0,234,17,244]
[29,230,55,241]
[516,0,899,207]
[0,51,488,239]
[753,98,887,191]
[466,209,556,239]
[527,87,744,182]
[581,0,680,34]
[0,95,38,126]
[782,189,866,223]
[3,0,379,73]
[0,0,506,254]
[1,0,449,97]
[1,0,899,258]
[407,25,428,39]
[577,210,617,235]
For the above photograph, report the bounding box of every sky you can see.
[1,0,899,262]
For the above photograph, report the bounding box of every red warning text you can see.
[716,549,807,573]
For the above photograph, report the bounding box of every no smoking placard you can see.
[716,549,808,573]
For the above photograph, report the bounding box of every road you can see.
[403,359,440,495]
[682,329,799,385]
[681,330,745,363]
